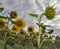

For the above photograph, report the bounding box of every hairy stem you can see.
[37,14,44,48]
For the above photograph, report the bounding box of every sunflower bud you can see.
[10,11,18,18]
[44,6,56,20]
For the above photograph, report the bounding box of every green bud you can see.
[44,5,56,20]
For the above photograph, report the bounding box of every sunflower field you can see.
[0,2,60,49]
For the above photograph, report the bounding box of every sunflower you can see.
[19,29,26,37]
[44,5,56,20]
[14,18,26,29]
[0,18,7,31]
[11,24,19,33]
[10,11,18,18]
[5,32,11,39]
[27,26,34,33]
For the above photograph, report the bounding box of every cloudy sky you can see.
[0,0,60,36]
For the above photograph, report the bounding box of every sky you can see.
[0,0,60,36]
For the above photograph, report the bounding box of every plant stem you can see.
[4,38,10,49]
[4,42,7,49]
[37,14,44,48]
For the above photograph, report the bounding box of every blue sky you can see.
[0,0,60,36]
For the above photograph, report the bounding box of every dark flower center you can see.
[20,31,24,34]
[13,13,16,16]
[29,28,33,31]
[13,27,16,30]
[0,21,4,27]
[6,34,10,37]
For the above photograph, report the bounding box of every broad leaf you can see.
[29,14,38,18]
[47,29,54,34]
[40,38,56,49]
[54,36,60,49]
[11,21,22,25]
[0,16,8,19]
[0,8,4,12]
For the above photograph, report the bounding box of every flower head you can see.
[0,18,7,31]
[5,32,11,39]
[14,18,26,29]
[19,29,26,37]
[11,24,19,33]
[44,5,56,20]
[27,26,34,33]
[10,11,18,18]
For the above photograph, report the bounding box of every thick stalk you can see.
[37,14,43,48]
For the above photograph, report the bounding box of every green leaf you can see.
[0,40,4,49]
[36,23,43,27]
[29,14,38,18]
[44,25,53,28]
[0,16,8,19]
[7,38,15,46]
[36,23,39,26]
[40,39,56,49]
[54,36,60,49]
[0,25,3,28]
[36,22,52,28]
[11,21,22,25]
[24,43,36,49]
[0,8,4,12]
[48,29,54,34]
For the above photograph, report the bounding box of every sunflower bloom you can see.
[14,18,26,29]
[19,29,26,37]
[5,32,11,39]
[11,25,19,33]
[0,18,7,31]
[10,11,18,18]
[27,26,34,33]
